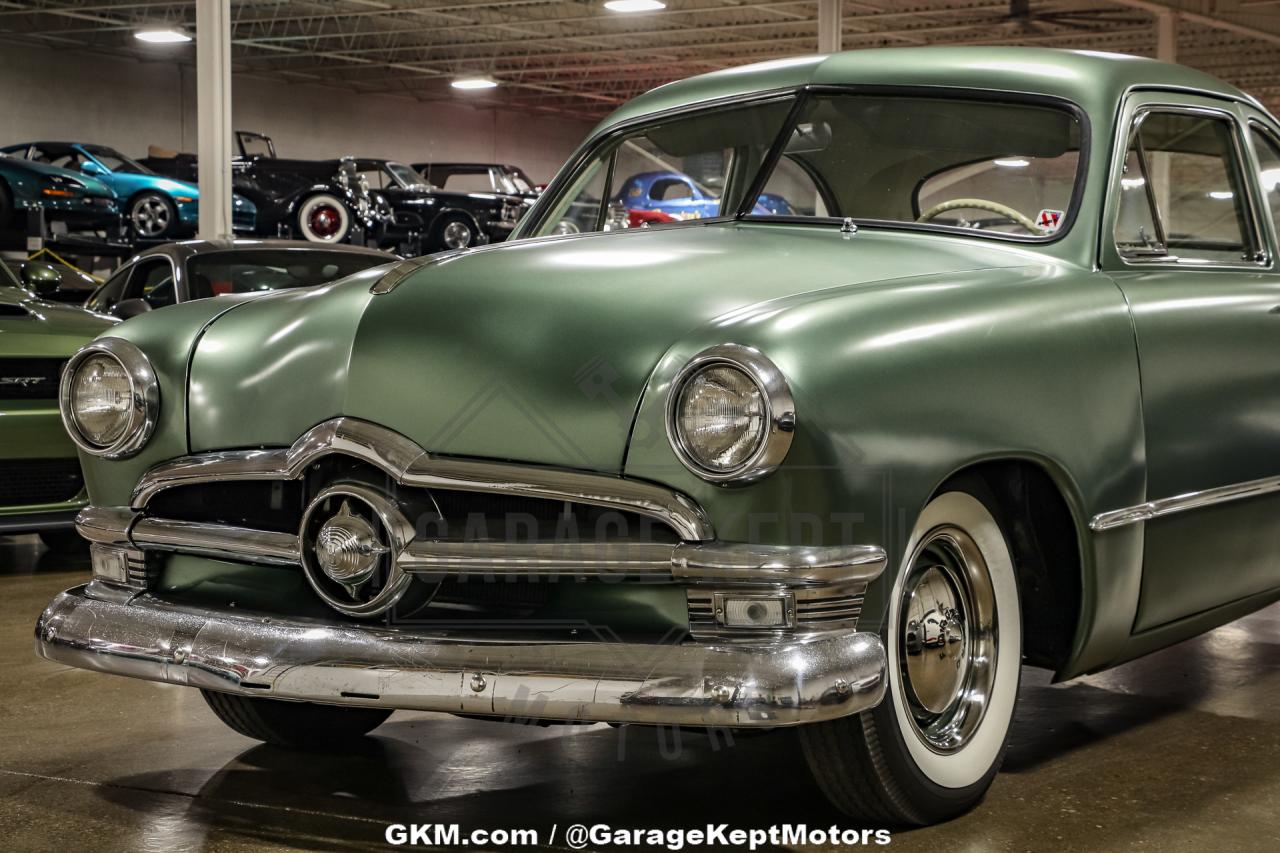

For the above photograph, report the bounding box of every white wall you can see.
[0,43,593,183]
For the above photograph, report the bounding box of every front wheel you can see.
[129,192,177,239]
[800,485,1022,824]
[295,193,352,243]
[201,689,391,749]
[431,214,477,251]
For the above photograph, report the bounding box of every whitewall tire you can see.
[296,194,351,243]
[800,481,1022,824]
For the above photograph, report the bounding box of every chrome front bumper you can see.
[36,585,887,727]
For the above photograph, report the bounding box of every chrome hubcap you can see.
[898,526,997,753]
[131,197,170,236]
[442,220,472,248]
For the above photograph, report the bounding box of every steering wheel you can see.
[917,198,1044,235]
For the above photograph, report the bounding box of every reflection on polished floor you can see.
[4,533,1279,852]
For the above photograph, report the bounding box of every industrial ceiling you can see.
[2,0,1278,118]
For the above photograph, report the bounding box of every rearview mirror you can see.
[79,160,104,176]
[20,261,63,297]
[111,298,153,319]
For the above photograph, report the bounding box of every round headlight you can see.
[667,344,794,484]
[60,338,159,459]
[70,355,132,446]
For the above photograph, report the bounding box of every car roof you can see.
[131,238,398,264]
[596,47,1262,134]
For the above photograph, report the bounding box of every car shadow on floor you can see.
[89,643,1280,851]
[0,535,88,576]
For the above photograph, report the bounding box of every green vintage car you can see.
[35,47,1280,823]
[0,262,115,548]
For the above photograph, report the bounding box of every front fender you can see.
[76,296,257,507]
[624,262,1145,648]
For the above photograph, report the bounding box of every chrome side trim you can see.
[1090,474,1280,532]
[36,586,888,727]
[79,508,887,586]
[131,417,715,541]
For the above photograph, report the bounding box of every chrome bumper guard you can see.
[36,585,887,727]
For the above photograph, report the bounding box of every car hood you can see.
[0,287,116,357]
[186,223,1037,471]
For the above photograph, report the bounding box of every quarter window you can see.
[1250,126,1280,229]
[1115,110,1257,263]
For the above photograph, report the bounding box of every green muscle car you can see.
[0,263,114,548]
[35,47,1280,823]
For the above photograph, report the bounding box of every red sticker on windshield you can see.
[1036,209,1064,233]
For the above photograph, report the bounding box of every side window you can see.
[85,267,129,312]
[441,172,495,193]
[122,259,176,309]
[1250,125,1280,231]
[1114,110,1257,263]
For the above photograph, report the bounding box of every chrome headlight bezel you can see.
[665,343,795,485]
[59,337,159,460]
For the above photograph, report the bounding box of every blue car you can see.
[0,152,118,232]
[613,170,795,220]
[1,141,255,240]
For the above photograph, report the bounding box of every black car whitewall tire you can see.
[296,193,351,243]
[129,192,176,239]
[800,484,1022,824]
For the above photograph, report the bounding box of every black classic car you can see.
[141,132,390,245]
[356,159,524,252]
[413,162,540,200]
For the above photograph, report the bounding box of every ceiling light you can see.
[604,0,667,12]
[993,158,1030,168]
[451,77,499,90]
[1208,190,1234,200]
[134,28,191,44]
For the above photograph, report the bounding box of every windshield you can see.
[531,93,1083,240]
[186,250,391,299]
[84,145,153,175]
[386,162,431,189]
[532,97,795,236]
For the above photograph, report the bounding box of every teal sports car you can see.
[36,48,1280,824]
[1,142,255,240]
[0,150,118,232]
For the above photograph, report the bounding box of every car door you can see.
[1101,92,1280,632]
